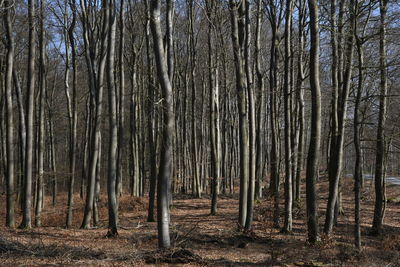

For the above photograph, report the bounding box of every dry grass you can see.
[0,176,399,266]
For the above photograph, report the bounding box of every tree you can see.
[371,0,388,235]
[306,0,321,243]
[66,0,78,228]
[324,0,355,235]
[20,0,36,229]
[35,0,47,227]
[149,0,175,249]
[283,0,294,233]
[206,0,220,216]
[80,0,109,229]
[3,0,15,228]
[229,0,250,228]
[106,0,119,237]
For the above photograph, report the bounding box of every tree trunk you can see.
[324,0,355,235]
[66,0,78,228]
[283,0,294,233]
[21,0,36,229]
[371,0,388,235]
[35,0,47,227]
[81,0,109,229]
[229,0,250,228]
[255,0,265,200]
[244,0,256,232]
[306,0,321,243]
[150,0,175,249]
[4,0,15,228]
[106,0,119,237]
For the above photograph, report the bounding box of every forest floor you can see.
[0,175,400,266]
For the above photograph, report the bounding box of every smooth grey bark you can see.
[93,133,102,227]
[255,0,265,200]
[150,0,174,249]
[4,0,15,228]
[35,0,46,227]
[13,71,25,209]
[244,0,256,232]
[354,17,363,251]
[306,0,321,243]
[81,0,109,229]
[45,82,57,207]
[353,3,370,248]
[21,0,36,229]
[372,0,388,235]
[145,0,158,222]
[295,0,306,203]
[188,0,201,198]
[66,0,78,228]
[265,0,282,228]
[229,0,249,228]
[116,0,126,202]
[106,0,119,237]
[283,0,294,233]
[206,0,219,216]
[206,2,220,215]
[324,0,355,235]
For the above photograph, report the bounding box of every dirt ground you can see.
[0,175,400,266]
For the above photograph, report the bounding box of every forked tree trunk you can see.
[81,0,109,229]
[324,0,355,235]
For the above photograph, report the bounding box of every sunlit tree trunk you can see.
[4,0,15,228]
[21,0,36,229]
[229,0,250,228]
[150,0,175,249]
[306,0,321,243]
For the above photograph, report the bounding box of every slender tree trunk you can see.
[81,0,109,229]
[306,0,321,243]
[324,0,355,235]
[35,0,47,227]
[244,0,256,232]
[21,0,36,229]
[150,0,175,249]
[106,0,119,237]
[371,0,388,235]
[66,0,78,228]
[255,0,264,200]
[295,0,306,203]
[282,0,294,233]
[144,0,158,222]
[116,0,126,202]
[229,0,250,228]
[207,1,219,216]
[353,5,367,247]
[13,71,25,210]
[4,0,15,228]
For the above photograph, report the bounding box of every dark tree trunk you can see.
[371,0,388,235]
